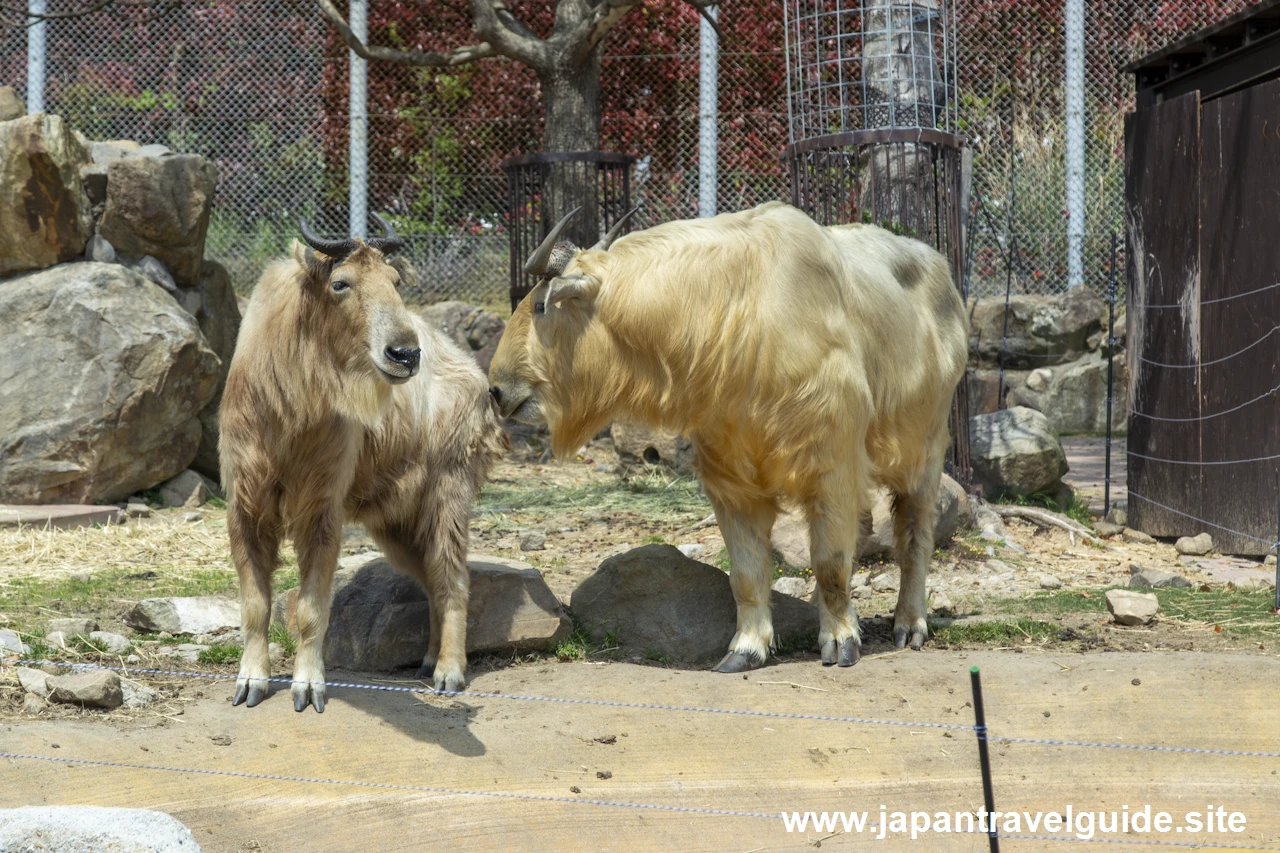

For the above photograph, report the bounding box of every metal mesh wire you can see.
[0,1,1250,306]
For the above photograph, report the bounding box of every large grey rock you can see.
[90,630,133,654]
[0,628,31,655]
[16,666,50,696]
[771,576,813,600]
[1128,565,1192,589]
[0,113,93,276]
[1106,589,1159,626]
[611,423,697,476]
[1006,350,1127,433]
[182,260,242,479]
[1175,533,1214,556]
[0,85,24,121]
[770,473,971,569]
[47,670,124,708]
[125,596,241,636]
[969,406,1069,499]
[419,301,506,375]
[570,544,818,663]
[0,263,220,504]
[98,153,218,287]
[0,806,202,852]
[273,554,571,670]
[968,285,1107,369]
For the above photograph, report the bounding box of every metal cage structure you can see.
[503,152,638,311]
[782,0,971,485]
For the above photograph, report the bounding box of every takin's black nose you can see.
[385,345,421,371]
[489,386,503,404]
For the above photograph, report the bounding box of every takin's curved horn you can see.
[524,206,582,276]
[590,206,641,252]
[299,219,357,260]
[366,212,405,255]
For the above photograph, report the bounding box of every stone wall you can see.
[0,88,238,503]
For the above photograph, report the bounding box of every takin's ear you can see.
[387,255,418,290]
[292,239,334,285]
[545,274,600,309]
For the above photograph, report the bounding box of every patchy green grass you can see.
[552,626,591,661]
[477,476,709,524]
[929,617,1058,647]
[197,644,243,665]
[643,647,670,664]
[775,629,819,655]
[0,568,298,638]
[269,622,297,657]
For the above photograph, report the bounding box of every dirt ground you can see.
[2,434,1279,850]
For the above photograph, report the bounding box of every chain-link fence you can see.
[1,0,1251,307]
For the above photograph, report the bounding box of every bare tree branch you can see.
[466,0,547,68]
[564,0,640,62]
[317,0,498,67]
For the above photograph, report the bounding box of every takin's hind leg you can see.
[809,488,863,668]
[228,502,280,708]
[890,472,944,651]
[290,505,343,712]
[708,495,778,673]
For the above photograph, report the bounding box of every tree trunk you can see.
[538,47,605,247]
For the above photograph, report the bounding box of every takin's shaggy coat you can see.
[489,201,968,671]
[220,235,506,712]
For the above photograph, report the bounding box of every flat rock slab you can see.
[0,806,202,852]
[0,504,123,529]
[125,597,241,636]
[571,544,818,663]
[1183,557,1278,589]
[1,652,1277,852]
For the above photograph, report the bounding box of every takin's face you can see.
[301,243,421,385]
[488,266,604,427]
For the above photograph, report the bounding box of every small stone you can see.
[1235,576,1276,591]
[1131,678,1141,686]
[593,463,611,473]
[596,770,612,780]
[1175,533,1213,556]
[0,628,31,656]
[1093,521,1123,538]
[519,530,546,552]
[852,585,873,599]
[210,735,232,746]
[1122,528,1156,545]
[1026,368,1053,392]
[47,671,124,708]
[1106,589,1159,627]
[183,512,203,523]
[125,503,151,518]
[570,786,582,794]
[126,654,140,664]
[159,469,211,509]
[1038,574,1063,590]
[930,591,954,612]
[850,572,870,588]
[1266,555,1277,566]
[47,618,98,637]
[983,559,1010,574]
[132,255,179,294]
[771,576,812,599]
[1127,565,1191,589]
[167,643,209,662]
[83,232,117,263]
[1107,507,1128,527]
[22,694,44,715]
[870,573,896,593]
[268,642,285,664]
[89,631,132,654]
[17,667,50,697]
[121,680,158,708]
[69,572,91,584]
[677,543,704,560]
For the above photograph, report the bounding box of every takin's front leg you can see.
[809,488,863,667]
[290,506,343,712]
[228,502,280,708]
[709,496,778,673]
[890,474,942,651]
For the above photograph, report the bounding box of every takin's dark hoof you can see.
[838,637,861,667]
[291,682,326,713]
[712,650,762,673]
[820,639,839,666]
[894,626,928,651]
[415,662,436,680]
[232,679,267,708]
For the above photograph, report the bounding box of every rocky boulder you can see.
[0,86,24,121]
[0,112,93,276]
[0,807,203,853]
[157,469,216,508]
[180,260,242,479]
[1106,589,1159,626]
[47,670,124,709]
[273,553,571,671]
[419,301,506,374]
[570,544,818,663]
[1006,349,1127,433]
[968,285,1107,369]
[0,263,220,504]
[771,473,972,568]
[125,596,241,636]
[611,423,697,476]
[969,406,1069,499]
[98,153,218,288]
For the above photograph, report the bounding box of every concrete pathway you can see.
[3,651,1278,852]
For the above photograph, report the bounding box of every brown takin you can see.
[489,201,967,673]
[219,215,506,712]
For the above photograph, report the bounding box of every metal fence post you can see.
[1065,0,1085,290]
[969,666,1000,853]
[348,0,369,239]
[698,6,718,218]
[1105,232,1117,517]
[26,0,46,114]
